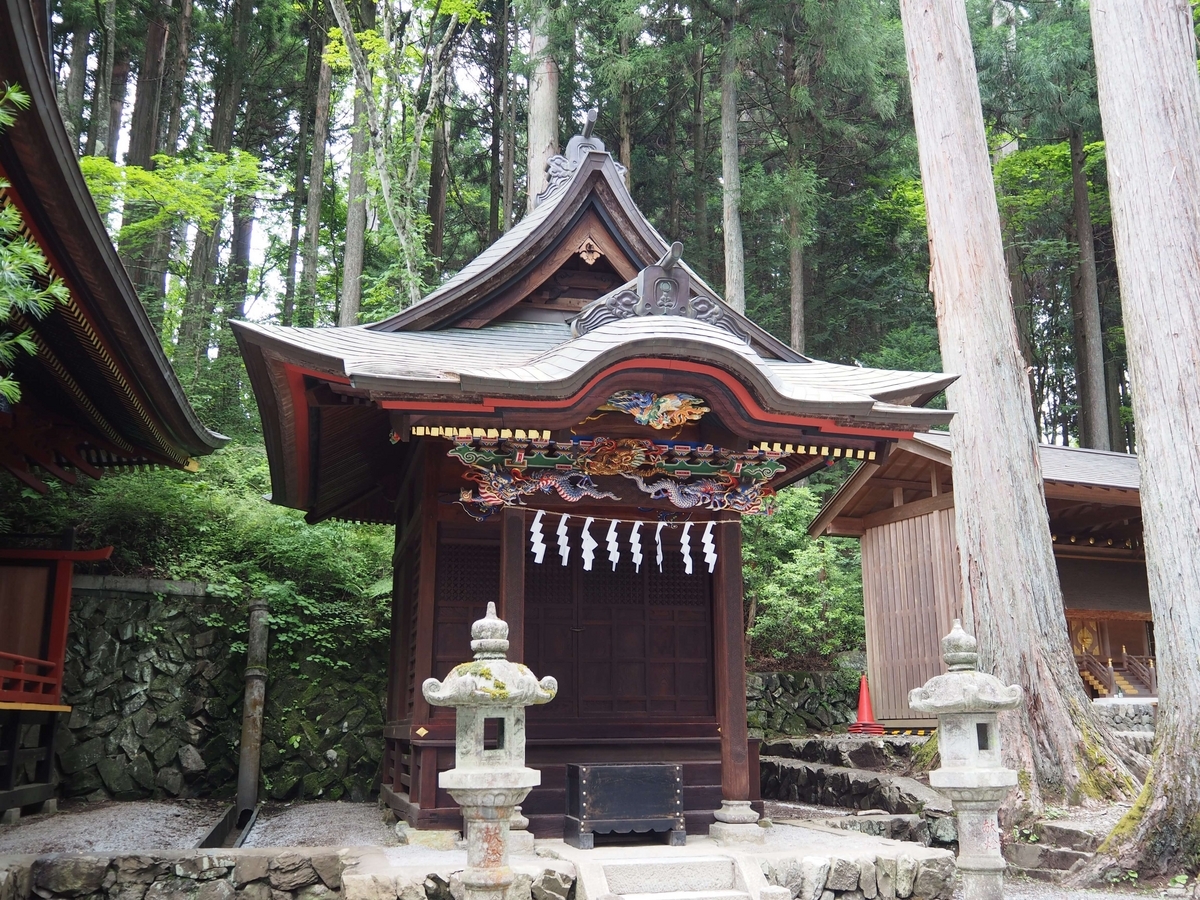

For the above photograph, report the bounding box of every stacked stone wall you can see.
[746,672,858,736]
[0,851,575,900]
[1090,700,1156,733]
[54,578,386,804]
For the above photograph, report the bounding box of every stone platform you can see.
[0,822,955,900]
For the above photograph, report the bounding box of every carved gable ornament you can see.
[536,110,628,207]
[570,242,752,344]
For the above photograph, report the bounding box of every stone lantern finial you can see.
[471,602,509,658]
[943,618,979,671]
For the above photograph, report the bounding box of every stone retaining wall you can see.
[746,672,858,737]
[1091,699,1156,733]
[760,758,957,847]
[55,578,386,803]
[0,850,575,900]
[760,841,955,900]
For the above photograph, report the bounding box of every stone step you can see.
[1039,821,1102,853]
[1008,866,1064,884]
[619,891,750,900]
[604,857,737,894]
[1004,843,1094,871]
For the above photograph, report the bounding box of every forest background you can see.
[1,0,1133,673]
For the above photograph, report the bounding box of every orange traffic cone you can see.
[848,674,885,735]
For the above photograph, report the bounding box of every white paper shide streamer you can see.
[629,521,643,572]
[530,510,546,564]
[654,522,665,572]
[701,521,717,573]
[581,517,598,571]
[557,514,571,566]
[605,520,620,570]
[680,522,693,575]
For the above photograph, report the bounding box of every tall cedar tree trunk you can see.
[527,0,559,208]
[501,1,515,230]
[1084,0,1200,874]
[86,0,118,157]
[718,11,745,313]
[782,27,804,353]
[177,0,250,368]
[164,0,192,156]
[341,0,374,327]
[426,112,448,270]
[283,1,321,327]
[106,47,131,161]
[61,25,88,149]
[487,0,507,242]
[1068,125,1109,449]
[618,30,632,187]
[691,27,708,269]
[120,9,170,320]
[898,0,1140,808]
[298,48,333,329]
[665,1,681,238]
[126,13,169,168]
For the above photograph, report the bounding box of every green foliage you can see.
[80,151,265,250]
[0,83,68,404]
[742,485,864,668]
[0,441,394,669]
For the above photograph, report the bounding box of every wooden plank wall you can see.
[862,506,963,721]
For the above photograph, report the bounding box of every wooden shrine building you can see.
[233,128,955,836]
[809,432,1152,725]
[0,0,226,819]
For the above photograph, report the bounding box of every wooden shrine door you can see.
[524,529,715,721]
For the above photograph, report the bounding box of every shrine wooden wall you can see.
[380,441,758,836]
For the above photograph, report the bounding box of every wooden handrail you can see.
[1124,654,1157,695]
[1076,652,1115,695]
[0,649,55,670]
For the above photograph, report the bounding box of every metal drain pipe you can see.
[236,597,270,827]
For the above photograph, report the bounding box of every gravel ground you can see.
[953,875,1161,900]
[241,801,401,848]
[0,800,224,854]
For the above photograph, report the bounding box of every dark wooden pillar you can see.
[411,444,439,726]
[499,507,526,662]
[713,519,750,803]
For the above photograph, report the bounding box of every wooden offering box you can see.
[565,762,686,848]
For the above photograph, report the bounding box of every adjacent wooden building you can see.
[0,0,225,818]
[233,129,955,835]
[810,432,1151,725]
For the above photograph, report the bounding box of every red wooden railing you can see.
[0,546,111,706]
[1076,652,1116,696]
[0,650,60,703]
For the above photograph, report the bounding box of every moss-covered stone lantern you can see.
[423,602,557,900]
[909,620,1022,900]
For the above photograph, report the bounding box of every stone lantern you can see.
[423,602,557,900]
[909,620,1022,900]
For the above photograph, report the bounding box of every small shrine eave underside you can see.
[233,315,956,522]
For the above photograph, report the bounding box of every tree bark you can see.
[487,0,506,243]
[86,0,118,157]
[426,111,448,269]
[1068,125,1110,450]
[298,53,333,328]
[718,11,745,314]
[61,25,89,150]
[501,2,515,232]
[691,27,708,270]
[782,27,804,353]
[618,29,632,188]
[898,0,1140,809]
[164,0,192,153]
[341,0,374,328]
[1083,0,1200,874]
[126,12,169,168]
[527,0,559,208]
[106,47,131,162]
